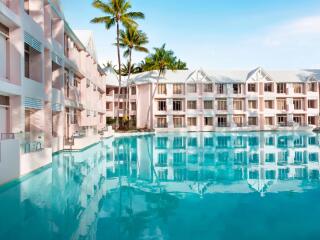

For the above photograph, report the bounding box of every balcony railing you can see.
[15,132,45,153]
[156,123,168,128]
[217,123,231,128]
[0,133,15,140]
[115,94,127,99]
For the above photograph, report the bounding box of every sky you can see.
[61,0,320,70]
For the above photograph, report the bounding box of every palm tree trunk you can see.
[116,21,121,130]
[146,71,161,129]
[126,49,133,129]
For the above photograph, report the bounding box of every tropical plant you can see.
[173,59,188,70]
[142,44,187,127]
[121,62,142,76]
[91,0,145,129]
[118,27,148,128]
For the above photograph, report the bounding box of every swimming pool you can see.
[1,132,320,240]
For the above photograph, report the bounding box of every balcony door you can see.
[0,33,6,79]
[0,106,8,134]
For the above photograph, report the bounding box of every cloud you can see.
[262,15,320,47]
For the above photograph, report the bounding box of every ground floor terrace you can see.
[0,93,112,185]
[154,113,318,132]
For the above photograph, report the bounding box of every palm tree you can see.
[118,27,148,128]
[120,62,142,76]
[91,0,145,129]
[173,59,188,70]
[142,44,177,128]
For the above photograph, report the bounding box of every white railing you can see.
[15,132,45,153]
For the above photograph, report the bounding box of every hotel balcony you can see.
[114,94,127,101]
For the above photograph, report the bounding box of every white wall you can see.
[0,139,20,185]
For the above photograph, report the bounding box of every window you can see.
[173,84,184,94]
[158,101,167,111]
[120,88,127,94]
[173,100,182,111]
[308,116,316,125]
[106,88,113,95]
[264,83,273,92]
[217,99,227,110]
[173,117,184,128]
[0,23,9,79]
[265,153,275,163]
[131,102,136,111]
[309,153,318,162]
[217,115,228,127]
[187,101,197,109]
[293,98,303,110]
[293,84,303,94]
[131,86,136,95]
[204,100,213,109]
[277,83,286,94]
[293,115,304,125]
[247,84,256,92]
[173,152,185,165]
[308,100,317,109]
[187,84,197,93]
[265,100,273,109]
[157,117,167,128]
[24,44,30,78]
[308,83,317,92]
[204,117,213,126]
[277,115,287,125]
[187,117,197,126]
[265,117,274,125]
[188,138,198,147]
[24,0,30,14]
[233,84,242,94]
[248,117,258,126]
[216,84,225,94]
[277,99,286,110]
[248,100,257,109]
[233,99,243,110]
[64,34,69,57]
[265,137,275,146]
[233,115,244,127]
[204,84,213,92]
[67,108,77,125]
[106,102,112,110]
[158,84,167,94]
[173,137,186,149]
[158,153,168,166]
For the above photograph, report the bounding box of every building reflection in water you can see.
[107,132,320,197]
[1,132,320,239]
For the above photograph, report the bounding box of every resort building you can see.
[105,68,320,132]
[0,0,107,184]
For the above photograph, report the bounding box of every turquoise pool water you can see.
[1,132,320,240]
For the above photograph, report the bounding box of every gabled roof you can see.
[204,70,249,83]
[104,67,320,86]
[131,70,198,84]
[268,70,320,83]
[103,66,120,86]
[74,30,97,61]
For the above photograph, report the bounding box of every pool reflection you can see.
[0,132,320,240]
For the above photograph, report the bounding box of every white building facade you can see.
[106,68,320,132]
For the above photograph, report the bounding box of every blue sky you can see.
[61,0,320,70]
